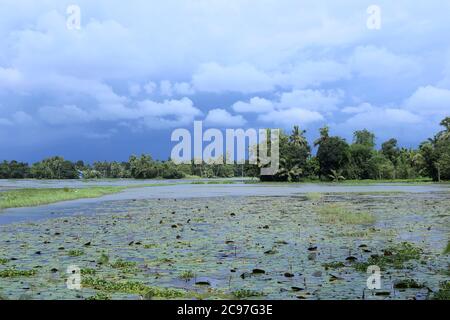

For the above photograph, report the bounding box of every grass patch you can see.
[0,268,36,278]
[340,178,434,185]
[111,259,138,270]
[337,230,374,238]
[316,203,375,224]
[86,292,111,300]
[191,180,235,185]
[322,261,345,270]
[393,279,425,289]
[232,289,264,299]
[97,253,110,265]
[0,258,9,265]
[68,250,84,257]
[0,187,127,210]
[179,270,195,281]
[0,183,177,211]
[247,178,440,185]
[443,241,450,255]
[354,242,422,271]
[207,180,235,184]
[81,268,97,276]
[143,244,158,249]
[431,281,450,300]
[82,277,185,299]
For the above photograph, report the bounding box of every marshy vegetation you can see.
[0,186,126,210]
[0,191,448,300]
[316,203,375,225]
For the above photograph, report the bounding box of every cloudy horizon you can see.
[1,0,449,163]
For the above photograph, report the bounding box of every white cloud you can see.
[0,67,22,89]
[404,85,450,117]
[39,105,91,125]
[37,97,202,129]
[144,81,157,95]
[276,60,350,89]
[349,46,421,79]
[173,82,195,95]
[258,108,323,127]
[345,108,422,127]
[1,0,450,154]
[232,89,342,116]
[232,97,274,113]
[335,106,428,145]
[0,111,34,127]
[136,97,202,128]
[204,108,246,127]
[277,89,344,112]
[341,102,375,114]
[11,111,33,125]
[159,80,173,97]
[192,61,351,94]
[193,63,274,93]
[152,81,195,96]
[230,89,341,127]
[128,83,141,97]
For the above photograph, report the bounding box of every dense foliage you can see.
[1,117,449,181]
[259,117,450,182]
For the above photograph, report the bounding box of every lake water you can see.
[0,180,449,225]
[1,179,449,300]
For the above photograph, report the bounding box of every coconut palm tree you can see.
[437,117,450,141]
[277,158,303,182]
[290,125,308,148]
[314,126,330,147]
[328,169,345,182]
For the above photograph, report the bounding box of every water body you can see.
[0,178,241,191]
[0,191,448,300]
[0,181,448,225]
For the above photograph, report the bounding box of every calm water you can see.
[0,178,244,191]
[0,180,449,225]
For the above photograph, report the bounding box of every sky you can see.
[1,0,450,163]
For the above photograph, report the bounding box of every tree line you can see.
[261,116,450,182]
[0,154,244,180]
[1,117,449,181]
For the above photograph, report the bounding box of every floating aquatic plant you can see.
[0,269,36,278]
[354,242,423,271]
[82,277,185,299]
[431,281,450,300]
[67,250,84,257]
[179,270,195,281]
[316,203,375,224]
[393,279,425,289]
[232,289,264,299]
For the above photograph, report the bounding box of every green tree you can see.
[353,129,376,148]
[0,161,30,178]
[128,154,158,179]
[316,136,350,180]
[31,156,77,179]
[381,138,400,164]
[314,126,329,147]
[418,118,450,181]
[348,143,376,179]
